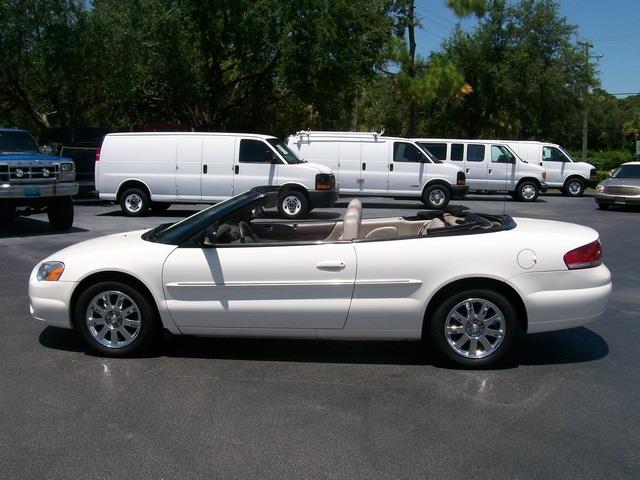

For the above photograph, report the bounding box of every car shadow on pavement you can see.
[39,325,608,368]
[0,217,88,238]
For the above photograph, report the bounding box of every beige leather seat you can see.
[365,226,398,238]
[341,199,362,240]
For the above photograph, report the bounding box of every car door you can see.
[542,145,568,185]
[486,144,516,191]
[162,242,357,331]
[388,141,429,194]
[359,140,389,194]
[232,139,279,194]
[176,136,203,201]
[463,143,488,190]
[201,136,235,200]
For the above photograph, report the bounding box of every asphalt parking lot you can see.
[1,192,639,479]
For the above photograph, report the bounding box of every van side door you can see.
[233,139,279,194]
[487,144,517,191]
[463,143,488,190]
[388,141,429,194]
[176,136,203,201]
[201,136,236,201]
[359,140,389,194]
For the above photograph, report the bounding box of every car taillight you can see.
[95,145,101,162]
[564,240,602,270]
[456,171,465,186]
[315,173,334,190]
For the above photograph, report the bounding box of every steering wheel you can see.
[238,221,258,243]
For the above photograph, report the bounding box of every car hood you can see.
[599,177,640,187]
[0,152,73,163]
[296,161,333,175]
[42,229,155,261]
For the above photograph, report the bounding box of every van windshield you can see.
[267,139,306,164]
[558,146,576,163]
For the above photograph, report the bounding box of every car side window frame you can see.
[239,139,284,164]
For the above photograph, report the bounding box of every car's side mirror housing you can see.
[40,145,53,155]
[203,225,217,246]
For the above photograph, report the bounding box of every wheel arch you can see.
[69,270,163,331]
[116,179,153,202]
[514,177,541,191]
[563,174,586,186]
[279,182,309,197]
[421,277,528,338]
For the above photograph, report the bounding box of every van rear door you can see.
[176,136,203,201]
[360,140,389,194]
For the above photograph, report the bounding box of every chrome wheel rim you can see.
[568,181,582,195]
[125,194,143,213]
[521,184,536,200]
[429,189,446,207]
[86,291,141,348]
[282,195,302,216]
[445,298,506,359]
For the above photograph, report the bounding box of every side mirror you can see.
[203,225,217,246]
[40,145,53,155]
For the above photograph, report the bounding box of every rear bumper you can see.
[0,182,78,200]
[509,264,612,333]
[308,189,338,208]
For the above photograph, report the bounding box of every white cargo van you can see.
[95,132,337,218]
[503,141,596,196]
[286,131,466,209]
[414,138,548,201]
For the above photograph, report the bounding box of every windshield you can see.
[612,165,640,179]
[146,191,261,244]
[0,131,39,152]
[558,146,576,163]
[267,139,305,164]
[414,144,438,163]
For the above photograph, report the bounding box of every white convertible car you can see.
[29,188,612,367]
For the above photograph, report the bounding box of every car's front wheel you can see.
[422,184,451,209]
[428,289,521,368]
[74,281,159,357]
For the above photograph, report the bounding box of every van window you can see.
[467,144,485,162]
[394,142,425,163]
[542,146,568,162]
[239,139,276,163]
[419,142,447,161]
[451,143,464,161]
[491,145,515,163]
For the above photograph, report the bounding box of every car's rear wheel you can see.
[120,188,150,217]
[74,281,159,357]
[428,289,521,368]
[563,178,585,197]
[422,184,451,209]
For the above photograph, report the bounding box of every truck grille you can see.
[604,185,640,196]
[6,164,59,183]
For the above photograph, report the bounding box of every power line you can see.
[416,5,458,26]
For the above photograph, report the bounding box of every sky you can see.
[414,0,640,96]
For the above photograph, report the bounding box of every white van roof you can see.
[106,132,277,140]
[292,130,413,142]
[414,138,561,147]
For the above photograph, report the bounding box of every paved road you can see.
[1,193,638,479]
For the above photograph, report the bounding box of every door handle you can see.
[316,260,346,270]
[488,168,492,175]
[389,163,394,171]
[203,164,208,174]
[234,165,239,174]
[362,163,367,171]
[466,168,470,173]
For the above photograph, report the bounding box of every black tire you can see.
[47,196,74,231]
[427,288,521,368]
[120,188,150,217]
[421,184,451,209]
[74,280,159,357]
[563,178,585,197]
[597,202,609,210]
[150,202,171,213]
[278,190,308,219]
[515,180,539,202]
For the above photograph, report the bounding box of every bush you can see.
[569,149,634,172]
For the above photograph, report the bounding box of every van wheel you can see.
[422,185,450,209]
[120,188,150,217]
[428,289,521,368]
[278,190,308,219]
[516,181,539,202]
[563,178,585,197]
[47,196,74,231]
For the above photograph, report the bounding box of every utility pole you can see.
[577,41,602,162]
[407,0,418,137]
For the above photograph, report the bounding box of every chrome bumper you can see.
[0,182,79,199]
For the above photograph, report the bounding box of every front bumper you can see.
[308,189,339,208]
[0,182,79,200]
[29,265,76,329]
[509,264,612,333]
[595,192,640,206]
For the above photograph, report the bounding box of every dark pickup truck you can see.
[0,128,78,230]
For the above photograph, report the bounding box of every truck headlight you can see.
[37,261,65,281]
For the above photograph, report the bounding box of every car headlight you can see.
[37,261,65,281]
[596,184,604,192]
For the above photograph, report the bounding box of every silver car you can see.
[595,162,640,210]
